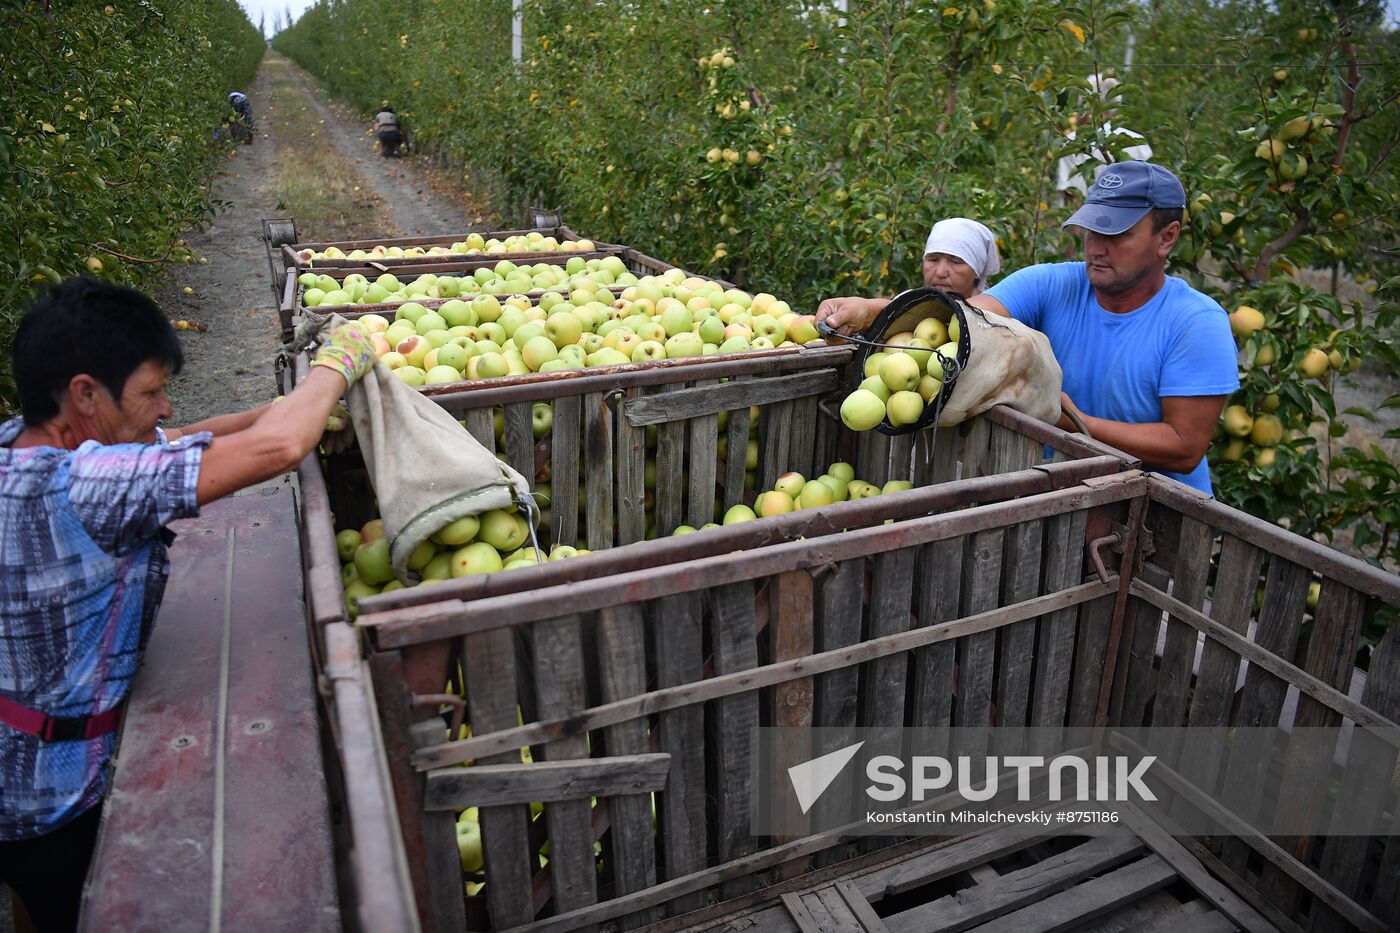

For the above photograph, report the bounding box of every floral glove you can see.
[312,324,377,386]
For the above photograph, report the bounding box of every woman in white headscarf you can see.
[816,217,1002,335]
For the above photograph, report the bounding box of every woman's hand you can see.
[815,296,880,336]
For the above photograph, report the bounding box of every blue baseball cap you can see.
[1062,161,1186,235]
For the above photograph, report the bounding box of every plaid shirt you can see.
[0,418,209,840]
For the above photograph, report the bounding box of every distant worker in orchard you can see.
[227,91,254,145]
[0,278,376,932]
[820,162,1238,496]
[1055,74,1153,200]
[374,104,404,157]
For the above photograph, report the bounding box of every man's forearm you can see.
[1063,412,1203,474]
[167,402,275,441]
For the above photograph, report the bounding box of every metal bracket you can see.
[412,693,465,740]
[1086,522,1153,584]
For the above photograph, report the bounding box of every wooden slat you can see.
[958,416,991,480]
[531,614,599,918]
[595,604,661,929]
[423,580,1118,771]
[854,821,1059,899]
[1117,562,1170,727]
[814,404,840,480]
[789,394,820,479]
[1121,806,1276,933]
[809,886,867,933]
[710,580,762,898]
[723,392,751,510]
[504,401,535,482]
[994,518,1043,750]
[1147,479,1400,605]
[782,891,824,933]
[1031,509,1088,747]
[687,380,720,527]
[462,628,535,928]
[410,719,468,932]
[623,369,843,425]
[964,855,1177,933]
[835,879,891,933]
[862,548,917,728]
[814,559,866,863]
[1151,517,1214,734]
[466,407,495,450]
[616,388,647,546]
[551,396,580,549]
[761,398,794,492]
[1316,624,1400,933]
[883,835,1147,933]
[651,592,709,913]
[654,385,685,537]
[584,391,614,550]
[423,753,670,809]
[1260,576,1369,913]
[1173,533,1264,822]
[861,431,892,488]
[772,571,815,845]
[912,538,961,736]
[1218,555,1310,879]
[886,433,914,485]
[956,528,1004,755]
[367,653,442,931]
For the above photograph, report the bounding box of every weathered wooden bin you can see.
[276,245,737,340]
[327,466,1400,933]
[289,337,1176,929]
[278,225,599,271]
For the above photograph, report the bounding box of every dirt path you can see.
[162,52,494,426]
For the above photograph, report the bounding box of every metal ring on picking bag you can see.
[818,286,973,436]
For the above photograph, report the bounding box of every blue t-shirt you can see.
[987,263,1238,494]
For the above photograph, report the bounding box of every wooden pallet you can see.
[675,817,1270,933]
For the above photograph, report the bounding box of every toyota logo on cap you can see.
[1098,173,1124,189]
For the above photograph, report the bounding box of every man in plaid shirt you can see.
[0,277,376,931]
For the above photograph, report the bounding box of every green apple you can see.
[353,538,394,585]
[425,365,461,385]
[522,336,559,371]
[858,375,892,403]
[632,340,667,363]
[478,509,529,550]
[394,366,427,387]
[755,490,795,517]
[698,315,726,344]
[586,347,631,367]
[476,353,510,379]
[882,480,914,494]
[665,333,704,358]
[722,504,758,524]
[774,472,806,498]
[880,354,922,392]
[433,515,480,546]
[816,475,849,501]
[335,529,361,562]
[532,402,554,438]
[406,539,437,572]
[451,541,502,577]
[436,343,470,371]
[847,481,881,499]
[886,390,925,427]
[344,579,380,619]
[396,301,430,324]
[672,524,698,535]
[718,335,750,354]
[840,389,886,431]
[828,461,856,483]
[544,312,583,348]
[798,480,836,509]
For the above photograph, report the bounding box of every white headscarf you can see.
[923,218,1001,283]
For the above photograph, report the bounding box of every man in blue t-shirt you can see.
[818,161,1237,495]
[973,162,1237,494]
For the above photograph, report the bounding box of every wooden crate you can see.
[319,450,1400,932]
[292,335,1140,930]
[278,225,600,271]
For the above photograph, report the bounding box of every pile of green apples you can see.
[294,231,597,265]
[338,270,812,388]
[298,253,639,308]
[839,316,961,432]
[336,508,588,618]
[673,461,914,533]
